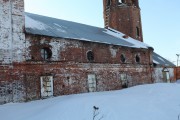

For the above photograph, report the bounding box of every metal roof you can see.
[24,13,174,67]
[25,12,149,49]
[153,52,175,67]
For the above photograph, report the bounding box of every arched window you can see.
[87,51,94,62]
[135,55,140,63]
[120,54,126,63]
[41,47,52,60]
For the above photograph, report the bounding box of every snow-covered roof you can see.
[25,13,175,67]
[153,52,175,67]
[25,12,151,49]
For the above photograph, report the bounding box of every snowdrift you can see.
[0,83,180,120]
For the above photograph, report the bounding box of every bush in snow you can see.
[93,106,104,120]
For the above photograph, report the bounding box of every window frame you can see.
[41,47,52,60]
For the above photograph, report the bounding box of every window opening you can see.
[131,0,138,7]
[87,51,94,62]
[135,55,140,63]
[41,47,52,60]
[136,27,140,37]
[120,54,126,63]
[107,0,111,6]
[118,0,125,4]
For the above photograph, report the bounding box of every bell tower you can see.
[103,0,143,42]
[0,0,26,63]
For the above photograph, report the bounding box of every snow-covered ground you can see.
[0,83,180,120]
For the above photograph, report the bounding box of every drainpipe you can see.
[9,0,13,64]
[149,47,154,83]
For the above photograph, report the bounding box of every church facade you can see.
[0,0,175,104]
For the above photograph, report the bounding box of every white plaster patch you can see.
[109,46,117,58]
[153,68,163,83]
[0,0,26,63]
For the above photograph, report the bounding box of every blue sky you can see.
[24,0,180,64]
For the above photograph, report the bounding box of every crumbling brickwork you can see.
[0,0,161,104]
[153,67,175,83]
[0,0,26,64]
[175,67,180,80]
[103,0,143,42]
[0,33,153,104]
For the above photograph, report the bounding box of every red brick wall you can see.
[103,0,143,42]
[175,67,180,80]
[26,34,149,64]
[0,62,152,104]
[0,34,153,104]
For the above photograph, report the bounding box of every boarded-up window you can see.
[87,74,96,92]
[120,73,128,88]
[40,76,53,98]
[162,68,170,83]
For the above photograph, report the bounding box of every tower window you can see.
[41,47,52,60]
[131,0,139,7]
[107,0,111,6]
[118,0,125,3]
[87,51,94,62]
[136,27,140,37]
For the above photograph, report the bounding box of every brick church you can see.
[0,0,175,104]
